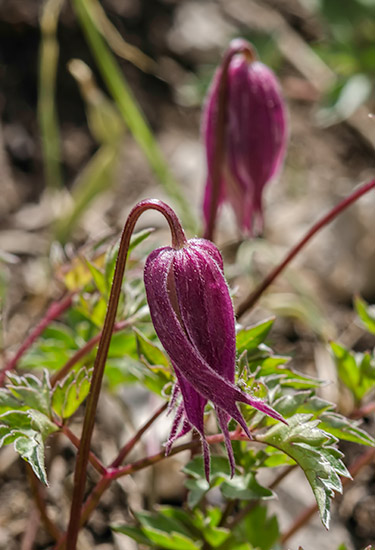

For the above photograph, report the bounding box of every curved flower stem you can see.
[0,292,74,386]
[204,43,255,242]
[236,179,375,319]
[281,447,375,544]
[65,199,187,550]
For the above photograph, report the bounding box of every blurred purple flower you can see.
[203,38,287,236]
[144,237,285,479]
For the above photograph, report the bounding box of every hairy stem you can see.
[236,179,375,319]
[1,292,73,385]
[65,199,187,550]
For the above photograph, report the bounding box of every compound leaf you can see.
[257,414,351,528]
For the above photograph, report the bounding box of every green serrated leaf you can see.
[202,525,230,547]
[0,391,26,414]
[0,410,33,429]
[355,295,375,334]
[111,524,153,545]
[221,472,274,501]
[52,366,92,419]
[85,259,107,296]
[330,342,374,402]
[159,506,195,529]
[183,456,232,480]
[319,412,375,447]
[14,432,48,485]
[261,447,296,468]
[136,510,192,538]
[257,414,351,528]
[236,319,275,355]
[360,352,375,380]
[142,527,200,550]
[185,478,210,509]
[233,504,279,550]
[273,390,313,417]
[135,510,201,550]
[29,410,59,438]
[6,371,52,417]
[134,328,170,368]
[249,359,322,391]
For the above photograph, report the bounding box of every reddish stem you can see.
[26,464,62,542]
[65,200,187,550]
[204,43,256,242]
[59,424,106,475]
[110,401,168,468]
[0,292,74,385]
[54,429,250,549]
[350,401,375,420]
[236,179,375,318]
[20,508,41,550]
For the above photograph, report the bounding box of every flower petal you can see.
[144,247,285,436]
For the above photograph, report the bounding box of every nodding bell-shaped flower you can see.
[144,237,285,480]
[203,38,287,237]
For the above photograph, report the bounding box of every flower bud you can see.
[144,237,285,479]
[203,38,287,236]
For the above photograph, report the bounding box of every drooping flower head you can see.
[144,236,285,479]
[203,38,287,238]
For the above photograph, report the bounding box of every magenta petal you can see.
[202,39,287,235]
[144,239,285,479]
[173,244,235,381]
[165,401,184,455]
[216,407,235,478]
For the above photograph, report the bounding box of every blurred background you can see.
[0,0,375,548]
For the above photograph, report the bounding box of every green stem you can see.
[236,179,375,318]
[38,0,64,189]
[71,0,197,233]
[65,199,187,550]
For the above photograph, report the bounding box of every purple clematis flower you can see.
[203,38,287,237]
[144,237,285,479]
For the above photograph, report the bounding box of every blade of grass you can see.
[38,0,64,189]
[54,59,125,243]
[71,0,197,233]
[85,0,158,74]
[54,145,119,243]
